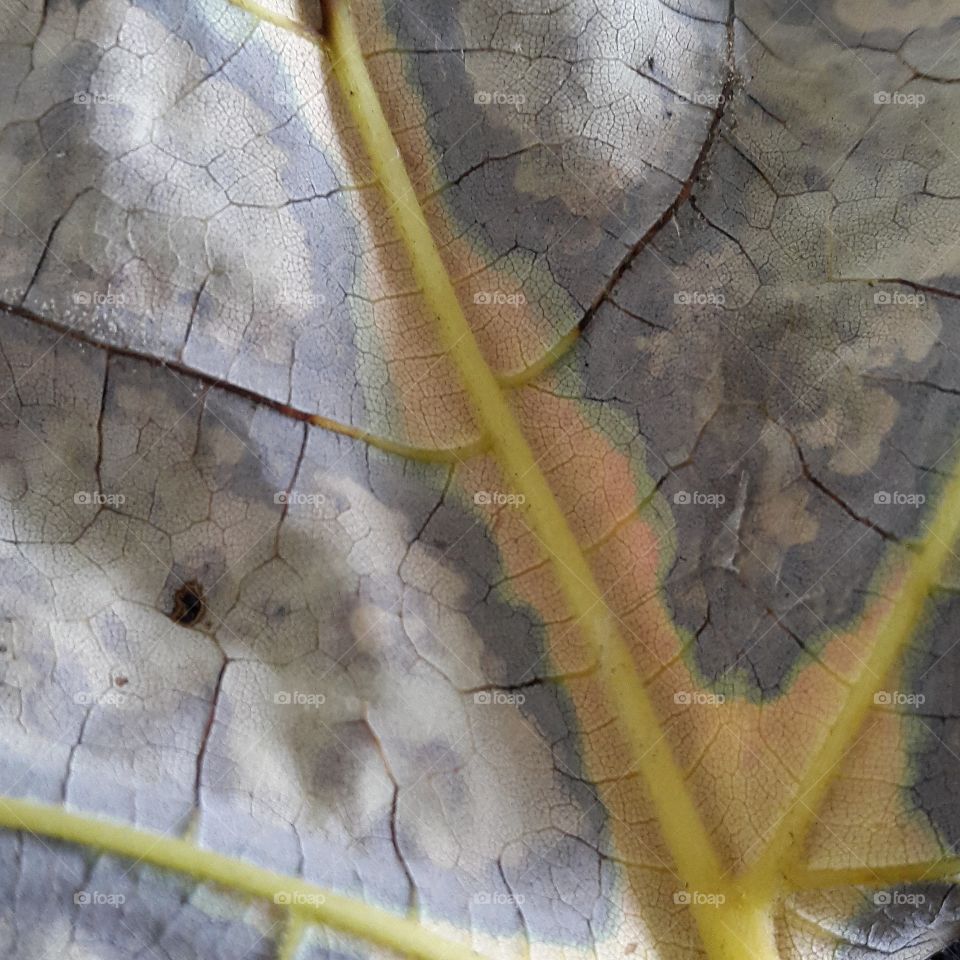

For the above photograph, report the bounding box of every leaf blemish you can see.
[170,581,207,627]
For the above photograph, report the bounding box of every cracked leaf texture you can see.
[2,0,960,958]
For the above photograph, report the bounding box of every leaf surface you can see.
[2,0,960,958]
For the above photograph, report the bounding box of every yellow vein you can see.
[278,911,309,960]
[496,327,580,389]
[319,0,739,944]
[308,413,488,462]
[0,797,486,960]
[228,0,320,39]
[745,454,960,894]
[789,857,960,891]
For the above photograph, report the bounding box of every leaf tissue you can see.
[1,0,960,958]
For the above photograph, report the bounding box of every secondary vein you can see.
[744,457,960,894]
[0,796,486,960]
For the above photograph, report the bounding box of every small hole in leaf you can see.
[170,581,206,627]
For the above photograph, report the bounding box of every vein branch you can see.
[0,796,486,960]
[0,303,479,463]
[744,457,960,893]
[788,857,960,891]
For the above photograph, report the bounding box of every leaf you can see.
[1,0,960,959]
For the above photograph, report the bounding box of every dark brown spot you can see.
[114,676,128,687]
[171,581,206,627]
